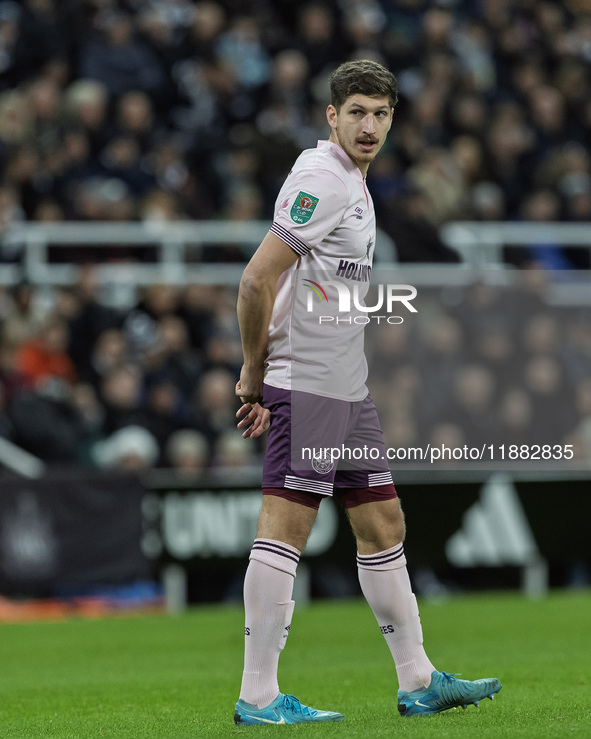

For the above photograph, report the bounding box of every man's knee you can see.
[347,498,406,554]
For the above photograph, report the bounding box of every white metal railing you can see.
[0,221,270,287]
[0,220,396,306]
[440,221,591,268]
[0,437,45,478]
[1,220,589,289]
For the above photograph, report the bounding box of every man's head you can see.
[329,59,398,112]
[327,60,398,175]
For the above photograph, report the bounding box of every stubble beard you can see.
[342,133,379,170]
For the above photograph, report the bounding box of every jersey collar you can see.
[317,140,365,181]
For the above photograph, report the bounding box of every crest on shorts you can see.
[290,191,319,224]
[311,450,334,474]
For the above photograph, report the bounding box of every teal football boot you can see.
[234,692,345,725]
[398,670,501,717]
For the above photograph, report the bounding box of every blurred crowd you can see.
[0,270,590,472]
[367,271,591,464]
[0,0,590,267]
[0,0,590,471]
[0,272,256,471]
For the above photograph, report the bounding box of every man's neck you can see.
[327,132,368,177]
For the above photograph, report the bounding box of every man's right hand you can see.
[235,365,264,404]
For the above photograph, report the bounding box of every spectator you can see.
[0,89,33,147]
[472,323,516,392]
[143,373,188,454]
[213,428,257,468]
[112,90,157,152]
[485,108,535,218]
[376,186,461,263]
[85,328,129,388]
[0,1,21,91]
[215,16,270,122]
[149,314,202,398]
[521,313,560,357]
[123,284,179,361]
[562,313,591,384]
[265,49,310,116]
[498,388,533,447]
[0,185,26,260]
[63,79,110,156]
[26,76,62,156]
[165,428,209,472]
[16,316,77,386]
[137,6,182,95]
[170,287,211,356]
[95,135,155,196]
[448,93,488,139]
[2,143,45,219]
[407,147,468,226]
[470,181,507,221]
[99,364,148,434]
[78,11,166,99]
[448,363,501,448]
[0,332,27,401]
[0,378,14,440]
[514,189,569,269]
[192,366,238,453]
[450,135,488,188]
[9,0,68,88]
[418,313,466,420]
[70,381,104,440]
[183,1,226,63]
[523,354,576,445]
[71,175,136,222]
[294,3,341,77]
[92,424,159,470]
[9,376,88,462]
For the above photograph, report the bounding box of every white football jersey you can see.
[264,140,376,401]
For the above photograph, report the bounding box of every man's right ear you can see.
[326,104,338,130]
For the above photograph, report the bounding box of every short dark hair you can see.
[330,60,399,111]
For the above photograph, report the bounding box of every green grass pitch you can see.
[0,590,589,738]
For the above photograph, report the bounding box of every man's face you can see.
[327,94,393,175]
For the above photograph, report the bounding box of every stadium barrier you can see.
[0,469,147,597]
[440,222,591,269]
[144,468,591,610]
[1,220,590,289]
[0,220,395,295]
[0,466,589,606]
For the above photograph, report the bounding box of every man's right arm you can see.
[236,231,299,403]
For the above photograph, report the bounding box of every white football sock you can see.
[357,544,436,691]
[239,538,299,708]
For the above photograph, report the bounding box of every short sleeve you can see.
[270,167,348,256]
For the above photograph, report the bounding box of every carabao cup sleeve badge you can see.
[290,191,320,224]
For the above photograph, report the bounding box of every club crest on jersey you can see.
[311,450,334,474]
[290,191,319,224]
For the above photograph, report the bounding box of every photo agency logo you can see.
[302,278,418,324]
